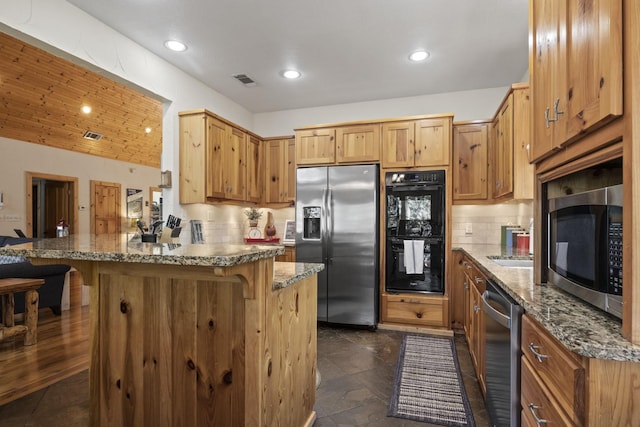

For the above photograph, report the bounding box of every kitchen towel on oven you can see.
[403,240,424,274]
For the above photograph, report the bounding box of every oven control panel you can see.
[608,222,623,295]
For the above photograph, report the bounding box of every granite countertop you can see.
[0,234,284,267]
[272,262,324,290]
[455,244,640,362]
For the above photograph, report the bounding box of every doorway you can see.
[26,172,78,238]
[90,180,121,234]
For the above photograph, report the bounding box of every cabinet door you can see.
[286,138,296,204]
[206,117,226,199]
[265,139,287,204]
[453,123,488,201]
[179,114,207,204]
[415,118,451,167]
[563,0,622,143]
[224,126,246,201]
[530,0,565,161]
[381,121,415,168]
[295,128,335,165]
[246,135,262,203]
[335,124,380,163]
[471,283,485,392]
[493,94,513,199]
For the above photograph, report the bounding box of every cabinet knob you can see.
[416,313,423,319]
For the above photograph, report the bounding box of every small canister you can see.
[517,233,530,251]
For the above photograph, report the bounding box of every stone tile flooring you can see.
[0,325,490,426]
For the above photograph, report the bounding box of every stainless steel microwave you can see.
[547,184,623,319]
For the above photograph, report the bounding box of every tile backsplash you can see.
[452,201,533,245]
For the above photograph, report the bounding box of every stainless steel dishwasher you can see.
[482,280,523,427]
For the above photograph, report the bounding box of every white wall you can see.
[253,86,509,137]
[0,137,159,236]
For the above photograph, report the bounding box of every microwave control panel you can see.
[608,222,623,295]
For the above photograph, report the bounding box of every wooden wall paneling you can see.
[0,32,163,168]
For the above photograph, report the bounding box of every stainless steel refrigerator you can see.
[296,164,379,327]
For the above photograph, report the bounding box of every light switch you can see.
[465,223,473,235]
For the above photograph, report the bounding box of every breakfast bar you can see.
[0,235,323,427]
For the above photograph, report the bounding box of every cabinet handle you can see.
[473,303,479,313]
[463,261,471,270]
[463,280,469,290]
[474,277,483,284]
[528,403,548,426]
[528,343,549,363]
[544,107,557,128]
[553,98,564,119]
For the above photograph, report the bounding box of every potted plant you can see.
[244,208,263,228]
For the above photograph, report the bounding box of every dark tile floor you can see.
[0,326,490,427]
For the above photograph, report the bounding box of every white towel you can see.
[413,240,425,274]
[404,240,415,274]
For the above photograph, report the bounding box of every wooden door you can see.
[415,118,451,167]
[44,181,70,238]
[206,117,226,199]
[381,121,415,168]
[246,135,262,203]
[335,124,380,163]
[295,128,335,165]
[286,138,296,204]
[225,126,247,201]
[563,0,622,143]
[493,94,513,199]
[452,123,488,201]
[530,0,565,161]
[91,180,121,234]
[265,139,287,204]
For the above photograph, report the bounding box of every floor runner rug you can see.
[388,334,476,427]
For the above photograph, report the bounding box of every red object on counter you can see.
[244,237,281,243]
[516,234,530,251]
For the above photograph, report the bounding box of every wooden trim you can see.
[178,109,262,140]
[452,119,492,126]
[262,135,294,141]
[294,112,455,131]
[538,142,623,184]
[376,321,454,336]
[25,171,79,237]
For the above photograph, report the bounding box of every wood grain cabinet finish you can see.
[529,0,622,162]
[382,117,452,168]
[453,122,489,201]
[264,138,293,204]
[335,124,380,163]
[246,134,262,204]
[295,128,336,165]
[463,258,486,395]
[382,294,449,328]
[275,246,296,262]
[521,314,585,425]
[381,121,415,168]
[492,94,514,199]
[179,111,251,204]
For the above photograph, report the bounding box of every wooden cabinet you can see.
[264,136,295,205]
[246,135,262,203]
[453,122,489,201]
[461,255,486,394]
[179,110,252,204]
[335,124,380,163]
[382,117,452,168]
[275,246,296,262]
[529,0,622,162]
[295,128,335,165]
[490,85,534,201]
[521,314,584,426]
[381,293,449,328]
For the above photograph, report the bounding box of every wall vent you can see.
[83,130,103,141]
[232,73,257,87]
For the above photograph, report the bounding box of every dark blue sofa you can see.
[0,236,71,315]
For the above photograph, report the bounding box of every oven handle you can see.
[482,290,511,329]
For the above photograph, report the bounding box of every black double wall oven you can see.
[385,170,445,294]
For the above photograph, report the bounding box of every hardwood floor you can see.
[0,305,89,406]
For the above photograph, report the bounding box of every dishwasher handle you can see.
[482,290,511,329]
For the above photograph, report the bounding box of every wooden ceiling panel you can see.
[0,32,162,168]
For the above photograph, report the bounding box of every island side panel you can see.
[263,274,318,426]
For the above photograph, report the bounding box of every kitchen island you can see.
[0,234,323,427]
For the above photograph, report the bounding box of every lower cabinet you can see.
[460,255,486,395]
[381,293,449,328]
[275,246,296,263]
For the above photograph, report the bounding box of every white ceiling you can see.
[67,0,529,114]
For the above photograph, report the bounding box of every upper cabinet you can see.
[265,136,296,205]
[295,128,335,165]
[530,0,622,162]
[453,122,489,202]
[491,84,534,201]
[335,124,380,163]
[381,116,453,168]
[179,110,253,204]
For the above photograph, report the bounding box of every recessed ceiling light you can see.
[145,127,152,134]
[81,105,92,114]
[282,69,301,79]
[409,50,430,62]
[164,40,187,52]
